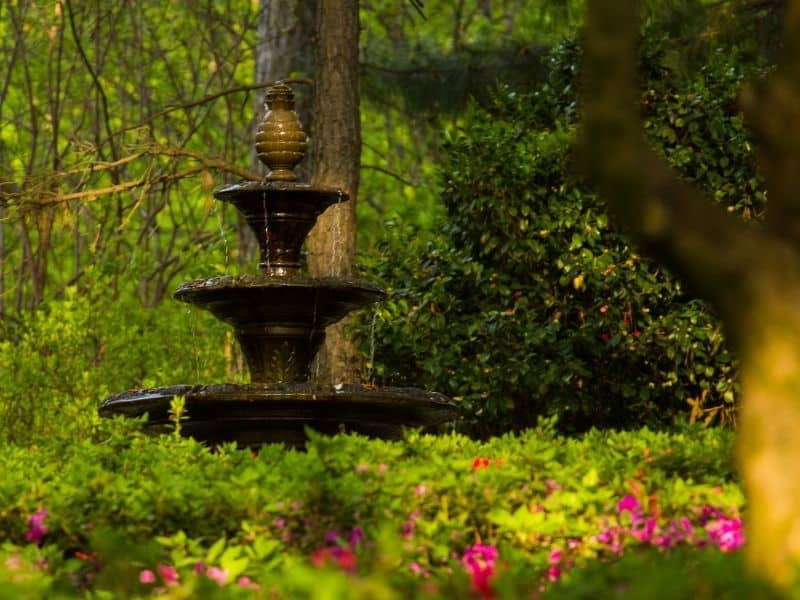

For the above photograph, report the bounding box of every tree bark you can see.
[244,1,317,271]
[307,0,362,383]
[579,0,800,587]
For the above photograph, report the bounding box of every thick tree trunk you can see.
[580,0,800,588]
[244,0,317,271]
[307,0,361,383]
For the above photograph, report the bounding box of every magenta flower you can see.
[706,517,745,552]
[617,495,639,513]
[25,508,48,545]
[193,561,206,574]
[631,517,657,542]
[547,548,562,565]
[157,564,179,587]
[462,544,498,599]
[349,526,364,548]
[206,566,228,585]
[139,569,156,584]
[547,565,561,582]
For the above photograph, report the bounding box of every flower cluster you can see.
[309,527,363,574]
[25,508,48,546]
[461,543,498,599]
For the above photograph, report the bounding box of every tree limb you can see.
[577,0,770,325]
[740,0,800,245]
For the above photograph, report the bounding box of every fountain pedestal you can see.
[100,83,457,447]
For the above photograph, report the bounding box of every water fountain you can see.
[99,83,457,447]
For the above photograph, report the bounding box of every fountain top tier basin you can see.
[214,181,348,277]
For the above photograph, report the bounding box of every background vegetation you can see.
[0,0,793,594]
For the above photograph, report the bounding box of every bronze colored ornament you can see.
[255,82,307,181]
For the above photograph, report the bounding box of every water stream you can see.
[368,308,378,384]
[262,191,270,272]
[214,202,229,271]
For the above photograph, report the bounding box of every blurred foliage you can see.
[359,36,769,436]
[0,420,754,596]
[0,269,234,445]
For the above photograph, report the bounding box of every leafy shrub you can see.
[0,422,753,597]
[0,273,233,445]
[359,40,767,435]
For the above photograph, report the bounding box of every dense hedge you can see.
[0,421,767,597]
[359,40,768,435]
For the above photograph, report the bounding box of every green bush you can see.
[359,40,767,435]
[0,422,756,597]
[0,273,232,445]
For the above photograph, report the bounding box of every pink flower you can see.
[631,517,657,542]
[349,526,364,548]
[414,485,429,497]
[157,564,179,587]
[193,561,206,574]
[706,517,745,552]
[548,548,562,565]
[206,566,228,585]
[409,562,430,577]
[617,495,639,513]
[378,463,388,475]
[237,576,260,590]
[5,555,22,571]
[25,508,48,545]
[547,565,561,582]
[139,569,156,584]
[355,463,369,474]
[462,544,498,599]
[545,479,562,494]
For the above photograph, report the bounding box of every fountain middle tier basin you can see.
[174,275,385,383]
[99,383,458,448]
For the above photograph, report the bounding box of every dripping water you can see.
[331,190,344,274]
[262,191,270,273]
[309,288,319,381]
[214,202,229,271]
[368,308,378,384]
[187,306,201,380]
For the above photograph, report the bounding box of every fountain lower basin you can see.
[100,383,456,448]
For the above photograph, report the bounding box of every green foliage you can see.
[0,274,232,445]
[360,39,767,435]
[0,423,747,597]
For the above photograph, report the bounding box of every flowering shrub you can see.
[0,420,774,597]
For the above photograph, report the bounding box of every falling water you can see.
[309,288,319,380]
[331,191,344,275]
[262,191,270,272]
[187,306,201,380]
[368,308,378,384]
[215,203,229,271]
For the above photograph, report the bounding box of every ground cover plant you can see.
[0,418,778,598]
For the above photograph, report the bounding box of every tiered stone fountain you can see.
[100,83,457,447]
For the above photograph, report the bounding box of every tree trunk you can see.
[243,0,317,272]
[307,0,361,383]
[580,0,800,587]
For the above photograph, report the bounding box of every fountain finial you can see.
[255,82,307,181]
